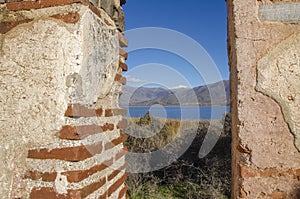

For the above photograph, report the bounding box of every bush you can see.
[124,113,231,199]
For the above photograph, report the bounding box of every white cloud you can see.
[126,76,148,83]
[171,85,190,89]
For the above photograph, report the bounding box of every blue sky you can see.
[122,0,228,88]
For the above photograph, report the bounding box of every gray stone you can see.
[101,0,114,17]
[0,5,120,197]
[89,0,99,7]
[0,0,22,2]
[256,32,300,152]
[259,2,300,24]
[79,10,119,103]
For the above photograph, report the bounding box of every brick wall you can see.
[0,0,129,198]
[228,0,300,198]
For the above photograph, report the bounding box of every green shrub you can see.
[125,113,231,199]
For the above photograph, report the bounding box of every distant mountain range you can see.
[120,80,230,106]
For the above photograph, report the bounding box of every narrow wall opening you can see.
[120,1,232,198]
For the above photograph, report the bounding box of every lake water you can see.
[122,105,230,120]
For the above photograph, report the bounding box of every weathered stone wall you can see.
[228,0,300,198]
[0,0,128,198]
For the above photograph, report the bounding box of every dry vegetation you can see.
[124,112,231,199]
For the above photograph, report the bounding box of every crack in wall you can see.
[256,32,300,152]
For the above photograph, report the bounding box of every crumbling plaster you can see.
[0,4,119,197]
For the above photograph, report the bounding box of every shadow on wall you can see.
[296,188,300,199]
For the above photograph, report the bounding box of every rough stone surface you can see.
[243,177,299,198]
[101,0,120,17]
[0,0,20,2]
[89,0,99,7]
[79,10,118,103]
[100,0,124,31]
[257,32,300,152]
[259,2,300,24]
[228,0,300,198]
[0,17,75,198]
[0,2,126,198]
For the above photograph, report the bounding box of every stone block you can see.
[0,3,126,198]
[257,32,300,152]
[259,2,300,24]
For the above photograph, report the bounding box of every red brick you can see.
[30,187,79,199]
[108,173,128,197]
[39,0,87,8]
[119,47,128,60]
[103,18,113,26]
[118,32,128,47]
[105,108,127,117]
[115,146,128,161]
[80,177,106,198]
[115,74,126,85]
[239,166,300,179]
[259,168,279,177]
[239,164,257,178]
[5,0,105,24]
[103,123,115,131]
[87,2,102,19]
[119,61,128,71]
[51,12,80,23]
[3,0,117,34]
[6,1,41,11]
[108,163,127,181]
[27,171,57,182]
[268,190,287,199]
[6,0,88,11]
[117,119,127,129]
[27,158,113,183]
[30,177,106,199]
[59,123,114,140]
[6,0,74,11]
[105,133,128,150]
[0,19,33,34]
[59,125,99,140]
[237,144,251,154]
[63,158,114,182]
[28,141,102,162]
[99,191,108,199]
[64,104,103,117]
[118,185,128,199]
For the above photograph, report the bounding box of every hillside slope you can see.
[120,80,229,106]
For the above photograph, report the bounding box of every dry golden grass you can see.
[124,113,232,199]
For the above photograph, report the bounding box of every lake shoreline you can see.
[123,105,230,120]
[124,116,219,122]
